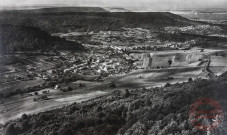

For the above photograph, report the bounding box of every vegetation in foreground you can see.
[2,73,227,135]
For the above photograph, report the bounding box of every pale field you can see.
[210,55,227,75]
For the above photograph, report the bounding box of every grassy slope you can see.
[2,73,227,135]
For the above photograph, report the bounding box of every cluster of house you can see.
[165,25,222,35]
[61,50,131,77]
[89,27,199,52]
[164,40,196,50]
[90,27,155,47]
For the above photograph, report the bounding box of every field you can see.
[0,54,57,94]
[0,89,107,124]
[210,55,227,75]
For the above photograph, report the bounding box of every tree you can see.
[145,98,152,106]
[168,60,173,66]
[95,106,103,112]
[33,98,37,102]
[109,83,116,88]
[21,113,28,120]
[68,86,73,91]
[188,78,193,82]
[122,89,130,98]
[5,123,17,135]
[34,92,39,95]
[165,83,171,87]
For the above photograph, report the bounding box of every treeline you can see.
[0,24,85,54]
[0,7,108,14]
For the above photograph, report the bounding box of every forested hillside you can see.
[3,73,227,135]
[2,7,108,14]
[0,11,197,34]
[0,25,84,54]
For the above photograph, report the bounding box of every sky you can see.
[0,0,227,11]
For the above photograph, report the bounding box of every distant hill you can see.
[171,8,227,14]
[0,25,85,54]
[104,7,131,12]
[0,11,198,34]
[0,7,108,13]
[170,8,227,21]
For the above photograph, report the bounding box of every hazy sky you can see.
[0,0,227,10]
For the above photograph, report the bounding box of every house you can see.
[142,53,152,68]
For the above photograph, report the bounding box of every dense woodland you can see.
[3,73,227,135]
[0,10,201,55]
[0,11,196,34]
[0,25,85,54]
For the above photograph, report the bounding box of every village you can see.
[164,25,223,35]
[1,26,220,99]
[1,23,226,103]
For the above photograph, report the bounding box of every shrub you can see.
[59,127,73,135]
[109,83,116,88]
[74,119,85,129]
[165,83,171,87]
[39,95,48,100]
[34,92,39,95]
[122,89,130,98]
[188,78,193,82]
[145,98,152,106]
[33,98,37,102]
[5,123,17,135]
[79,83,86,87]
[68,87,73,91]
[21,120,30,131]
[168,60,173,66]
[21,114,28,120]
[95,106,103,112]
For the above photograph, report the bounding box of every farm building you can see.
[142,53,171,68]
[171,53,191,66]
[142,52,200,68]
[142,53,152,68]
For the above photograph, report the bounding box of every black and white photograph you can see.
[0,0,227,135]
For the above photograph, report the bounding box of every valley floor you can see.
[1,47,227,124]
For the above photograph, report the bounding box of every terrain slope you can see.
[0,25,85,54]
[2,73,227,135]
